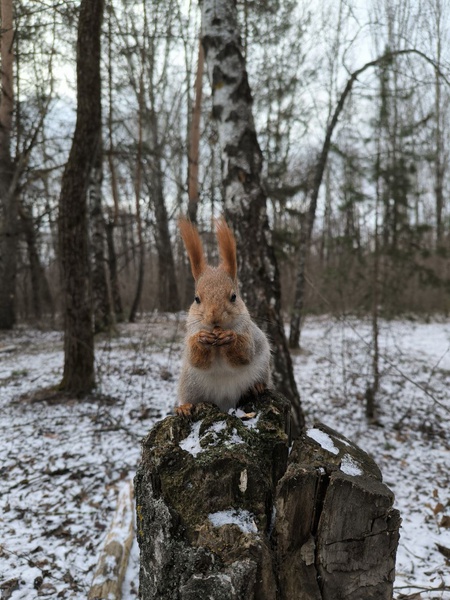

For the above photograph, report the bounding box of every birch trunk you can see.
[201,0,304,435]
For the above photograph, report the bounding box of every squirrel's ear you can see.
[179,217,206,281]
[215,217,237,281]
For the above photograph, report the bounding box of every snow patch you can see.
[179,421,203,457]
[208,509,258,534]
[307,428,339,455]
[229,407,261,429]
[340,454,363,476]
[179,421,245,457]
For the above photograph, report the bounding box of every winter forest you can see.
[0,0,449,598]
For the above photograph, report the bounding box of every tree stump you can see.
[135,391,400,599]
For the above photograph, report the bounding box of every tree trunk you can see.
[288,216,307,349]
[19,204,54,322]
[89,143,113,333]
[0,0,17,329]
[106,6,124,323]
[184,39,204,306]
[147,106,180,313]
[187,39,204,225]
[129,67,145,324]
[201,0,304,435]
[153,173,180,312]
[136,395,400,599]
[105,219,123,321]
[58,0,104,393]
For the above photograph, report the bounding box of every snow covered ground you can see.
[0,313,449,599]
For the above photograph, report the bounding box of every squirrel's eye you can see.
[194,295,201,304]
[230,293,237,303]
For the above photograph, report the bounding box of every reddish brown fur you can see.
[179,218,206,281]
[222,331,252,366]
[188,332,214,369]
[215,217,237,281]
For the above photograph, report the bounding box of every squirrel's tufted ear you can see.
[215,217,237,281]
[179,217,206,281]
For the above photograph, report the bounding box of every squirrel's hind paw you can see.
[252,382,267,395]
[176,403,195,418]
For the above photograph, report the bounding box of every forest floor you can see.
[0,313,449,600]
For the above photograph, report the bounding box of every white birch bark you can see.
[201,0,304,435]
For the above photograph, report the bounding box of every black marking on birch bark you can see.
[225,110,240,122]
[212,104,223,120]
[230,75,253,103]
[201,35,219,53]
[212,64,238,88]
[217,41,243,63]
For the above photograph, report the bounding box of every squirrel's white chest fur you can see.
[192,354,256,412]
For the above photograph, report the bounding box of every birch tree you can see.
[201,0,304,434]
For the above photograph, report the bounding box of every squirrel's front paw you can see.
[197,330,217,346]
[213,328,237,346]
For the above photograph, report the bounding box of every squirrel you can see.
[177,217,272,416]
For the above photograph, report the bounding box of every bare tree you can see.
[58,0,104,393]
[201,0,304,435]
[288,48,444,349]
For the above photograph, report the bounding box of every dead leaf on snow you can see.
[439,515,450,528]
[433,502,445,515]
[0,579,20,600]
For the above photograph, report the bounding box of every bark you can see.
[129,68,145,324]
[89,144,113,333]
[105,219,123,321]
[19,205,54,322]
[106,7,123,322]
[152,168,181,312]
[367,149,382,421]
[0,0,17,329]
[147,102,180,312]
[58,0,104,393]
[136,395,400,599]
[187,39,204,225]
[434,64,445,247]
[201,0,304,435]
[184,39,204,306]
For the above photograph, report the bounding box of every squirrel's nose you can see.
[207,310,221,327]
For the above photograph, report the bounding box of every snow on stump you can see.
[135,391,400,599]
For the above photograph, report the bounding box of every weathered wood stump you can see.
[135,391,400,599]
